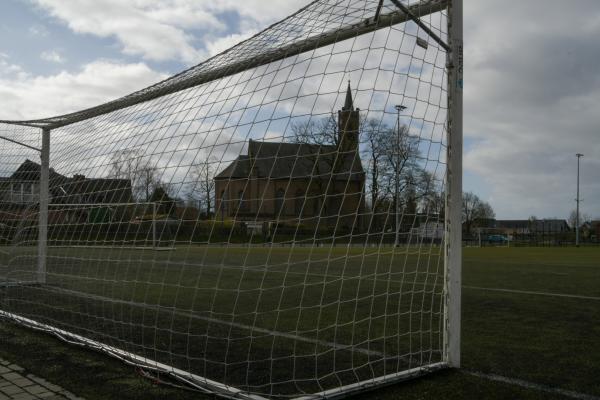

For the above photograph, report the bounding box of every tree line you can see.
[107,117,495,231]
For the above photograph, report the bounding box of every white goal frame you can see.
[0,0,462,398]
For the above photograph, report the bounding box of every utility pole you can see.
[575,153,583,247]
[394,104,407,247]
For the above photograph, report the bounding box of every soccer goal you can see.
[0,0,462,398]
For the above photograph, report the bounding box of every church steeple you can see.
[338,81,360,152]
[342,81,354,111]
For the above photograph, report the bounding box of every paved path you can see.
[0,358,84,400]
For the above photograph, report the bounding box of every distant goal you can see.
[44,202,174,249]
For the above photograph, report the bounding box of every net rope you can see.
[0,0,450,398]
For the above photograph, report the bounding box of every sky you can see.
[0,0,598,220]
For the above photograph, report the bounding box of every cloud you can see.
[28,24,49,37]
[0,59,167,120]
[0,54,28,80]
[29,0,308,64]
[208,0,306,25]
[464,0,600,219]
[40,50,64,63]
[30,0,221,63]
[206,31,258,58]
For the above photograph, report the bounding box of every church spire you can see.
[337,80,360,152]
[342,80,354,111]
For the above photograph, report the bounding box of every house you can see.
[412,221,444,241]
[591,221,600,239]
[529,219,569,234]
[0,159,133,223]
[61,174,133,204]
[214,83,365,230]
[492,219,569,237]
[0,159,68,204]
[494,220,530,235]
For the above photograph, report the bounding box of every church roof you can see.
[215,140,363,181]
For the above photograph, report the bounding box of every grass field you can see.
[1,246,599,399]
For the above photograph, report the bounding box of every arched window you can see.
[274,188,285,217]
[294,189,304,217]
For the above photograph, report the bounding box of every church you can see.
[214,83,365,231]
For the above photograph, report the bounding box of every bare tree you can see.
[109,150,161,202]
[462,191,495,235]
[422,189,445,219]
[187,157,217,217]
[292,115,434,226]
[568,209,590,228]
[361,118,388,211]
[291,114,344,216]
[292,113,339,148]
[378,124,426,208]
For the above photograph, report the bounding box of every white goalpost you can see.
[0,0,462,398]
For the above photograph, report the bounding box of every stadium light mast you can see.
[394,104,407,247]
[575,153,583,247]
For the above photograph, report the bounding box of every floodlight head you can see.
[395,105,407,112]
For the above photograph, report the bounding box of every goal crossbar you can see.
[0,0,448,130]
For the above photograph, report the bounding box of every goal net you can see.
[0,0,462,398]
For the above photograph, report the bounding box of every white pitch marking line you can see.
[51,286,389,358]
[464,286,600,301]
[466,370,600,400]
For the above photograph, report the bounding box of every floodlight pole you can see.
[38,128,50,284]
[394,104,407,247]
[445,0,462,369]
[575,153,583,247]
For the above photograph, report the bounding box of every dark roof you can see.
[494,219,569,232]
[61,177,133,201]
[215,139,364,181]
[4,159,132,202]
[64,177,131,192]
[10,159,68,184]
[531,219,569,232]
[494,220,529,229]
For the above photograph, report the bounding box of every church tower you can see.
[337,81,360,154]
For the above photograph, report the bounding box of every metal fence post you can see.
[37,127,50,284]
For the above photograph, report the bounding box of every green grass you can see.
[0,246,599,399]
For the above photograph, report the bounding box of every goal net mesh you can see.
[0,0,451,398]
